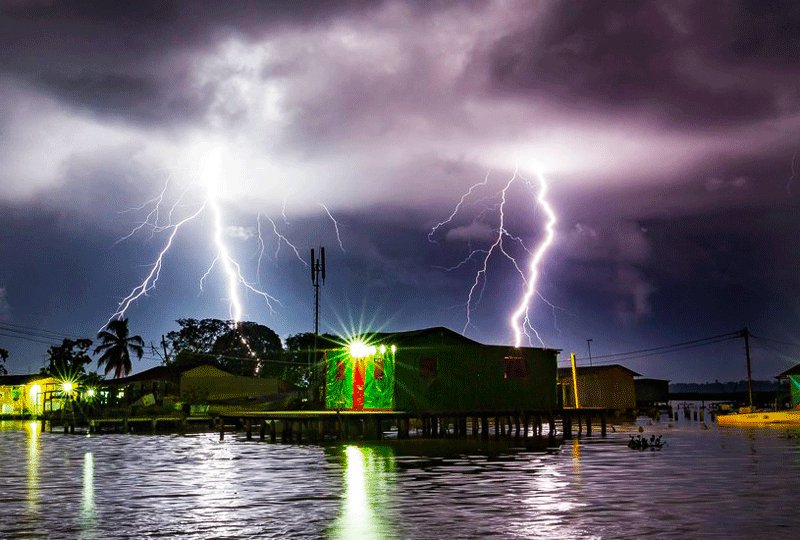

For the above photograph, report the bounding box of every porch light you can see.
[348,340,375,359]
[378,345,387,355]
[62,381,73,394]
[85,388,96,398]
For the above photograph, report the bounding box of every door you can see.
[352,358,365,410]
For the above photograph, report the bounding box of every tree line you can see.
[4,317,337,389]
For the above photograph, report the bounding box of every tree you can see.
[212,321,283,377]
[164,318,231,359]
[94,318,144,378]
[283,333,339,389]
[0,348,8,376]
[44,338,93,380]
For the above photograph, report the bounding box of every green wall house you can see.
[325,327,559,413]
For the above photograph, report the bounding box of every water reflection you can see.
[25,420,40,516]
[82,452,96,529]
[330,445,396,539]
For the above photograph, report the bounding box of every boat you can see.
[717,408,800,426]
[714,328,800,427]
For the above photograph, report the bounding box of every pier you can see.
[46,407,611,442]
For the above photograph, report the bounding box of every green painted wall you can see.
[325,348,395,410]
[325,329,558,413]
[393,335,558,413]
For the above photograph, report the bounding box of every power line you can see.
[750,334,800,349]
[0,321,86,341]
[571,331,741,363]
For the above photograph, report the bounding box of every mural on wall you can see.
[326,342,395,411]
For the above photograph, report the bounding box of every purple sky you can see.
[1,0,799,382]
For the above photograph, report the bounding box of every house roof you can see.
[776,363,800,379]
[353,326,561,352]
[0,373,51,386]
[105,363,240,385]
[557,364,642,377]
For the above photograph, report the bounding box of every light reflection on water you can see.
[1,419,799,538]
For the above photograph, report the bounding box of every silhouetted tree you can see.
[165,318,230,358]
[95,318,144,378]
[212,321,283,377]
[43,338,93,380]
[283,332,338,388]
[0,348,8,376]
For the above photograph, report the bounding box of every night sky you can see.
[1,1,799,382]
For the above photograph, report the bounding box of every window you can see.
[504,356,527,379]
[374,358,385,380]
[420,357,437,378]
[336,359,346,381]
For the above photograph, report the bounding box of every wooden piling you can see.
[563,413,572,440]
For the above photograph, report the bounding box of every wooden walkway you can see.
[48,407,611,442]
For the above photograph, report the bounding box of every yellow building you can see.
[558,365,640,412]
[0,374,59,416]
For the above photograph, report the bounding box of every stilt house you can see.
[325,327,559,413]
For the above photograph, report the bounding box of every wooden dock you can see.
[48,407,611,442]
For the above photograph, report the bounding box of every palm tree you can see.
[95,318,144,378]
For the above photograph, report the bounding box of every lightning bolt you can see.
[319,203,346,252]
[109,149,280,332]
[510,171,557,347]
[430,166,558,347]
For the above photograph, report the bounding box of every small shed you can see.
[325,326,559,413]
[634,378,670,407]
[558,364,640,411]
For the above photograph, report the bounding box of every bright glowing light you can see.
[85,388,96,398]
[390,345,396,354]
[62,381,73,394]
[378,344,387,354]
[348,340,373,359]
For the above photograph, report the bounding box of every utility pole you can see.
[310,247,326,402]
[741,327,753,409]
[586,338,593,367]
[161,335,170,365]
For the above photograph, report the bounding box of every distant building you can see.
[776,363,800,408]
[325,326,559,413]
[634,378,670,407]
[106,364,288,411]
[558,364,640,411]
[0,374,59,416]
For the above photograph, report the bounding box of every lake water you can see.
[1,413,798,539]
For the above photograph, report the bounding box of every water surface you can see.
[1,417,797,539]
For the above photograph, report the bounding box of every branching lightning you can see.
[510,171,557,347]
[430,166,558,347]
[320,203,346,252]
[108,150,281,333]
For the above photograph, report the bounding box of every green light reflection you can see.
[330,445,396,539]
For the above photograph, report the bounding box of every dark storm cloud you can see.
[485,0,800,127]
[0,0,376,123]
